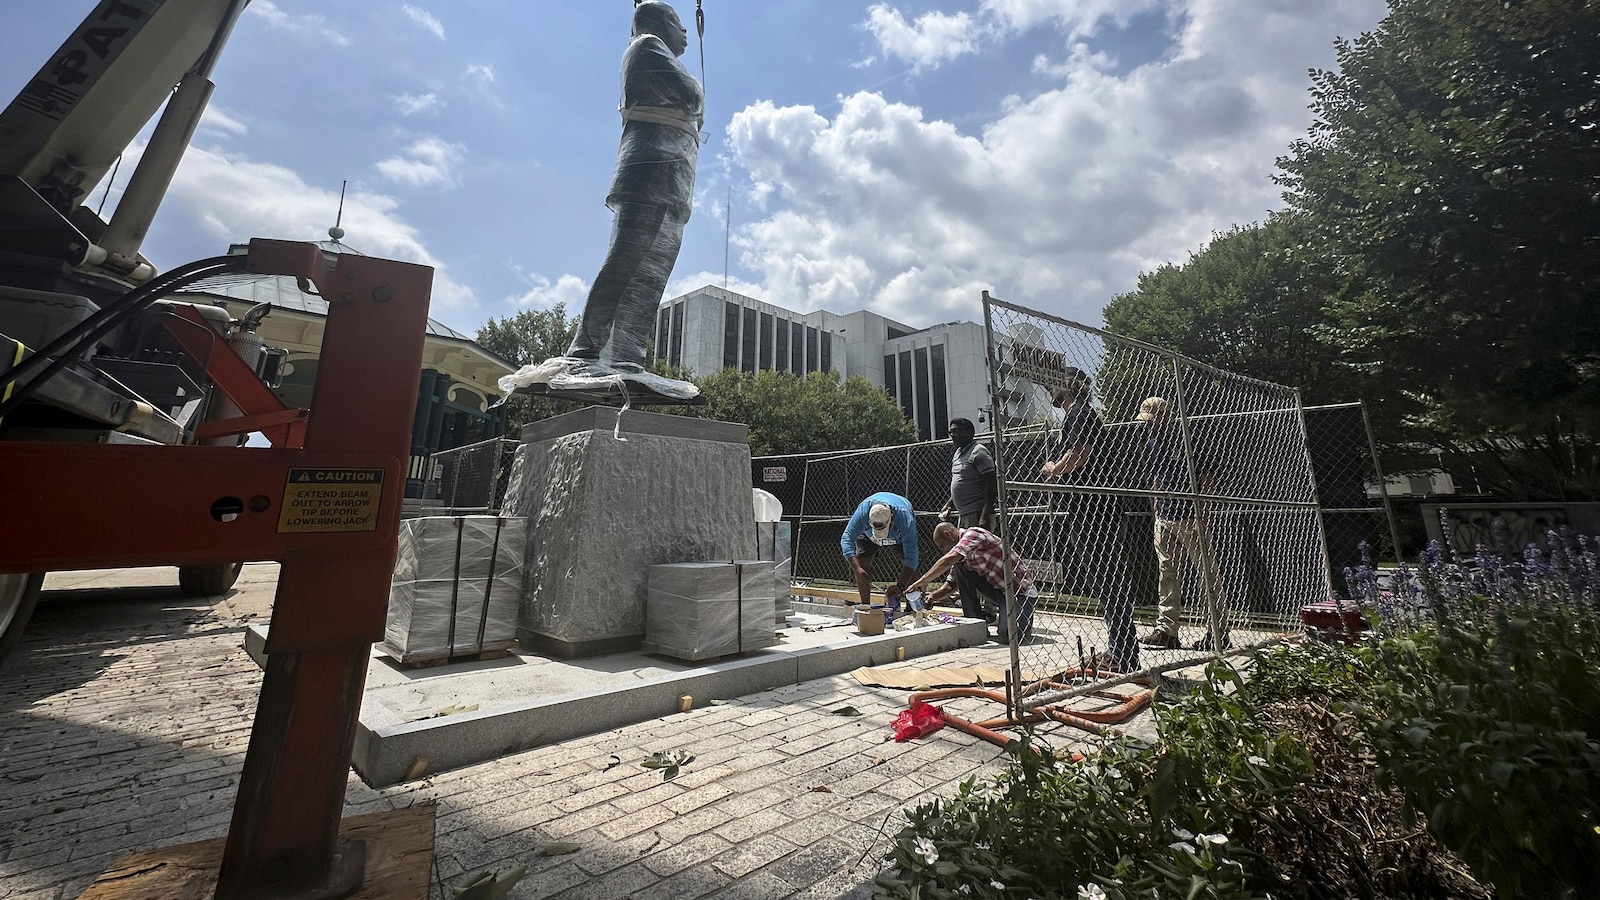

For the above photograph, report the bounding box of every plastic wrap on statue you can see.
[541,0,704,399]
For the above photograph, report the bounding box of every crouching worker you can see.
[908,522,1038,644]
[841,491,920,607]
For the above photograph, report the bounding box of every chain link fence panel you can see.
[414,437,521,515]
[1303,402,1402,571]
[751,322,1389,716]
[983,294,1327,701]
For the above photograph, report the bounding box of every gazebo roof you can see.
[173,239,479,343]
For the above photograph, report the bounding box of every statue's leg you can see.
[608,214,687,370]
[567,203,671,361]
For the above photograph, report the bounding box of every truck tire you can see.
[178,562,244,598]
[0,572,44,668]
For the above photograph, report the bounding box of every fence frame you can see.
[981,291,1328,718]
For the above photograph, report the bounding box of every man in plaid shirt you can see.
[906,523,1037,643]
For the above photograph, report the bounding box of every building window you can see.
[914,347,932,440]
[820,333,832,373]
[723,301,739,369]
[897,351,915,424]
[742,307,757,373]
[655,308,669,364]
[776,319,790,372]
[670,301,684,367]
[883,354,897,398]
[759,312,773,370]
[805,327,818,373]
[792,322,805,374]
[931,344,949,439]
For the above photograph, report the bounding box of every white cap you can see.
[868,502,893,543]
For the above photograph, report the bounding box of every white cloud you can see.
[508,272,589,310]
[726,0,1387,327]
[666,271,769,303]
[393,92,443,116]
[463,65,501,108]
[375,136,466,187]
[863,0,1166,70]
[199,106,248,138]
[863,4,980,71]
[979,0,1165,40]
[401,4,446,40]
[247,1,349,46]
[135,143,476,310]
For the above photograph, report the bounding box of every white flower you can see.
[912,836,939,865]
[958,886,972,896]
[1171,827,1195,841]
[1077,885,1108,900]
[1247,755,1267,766]
[1199,833,1229,847]
[1170,840,1197,855]
[991,880,1006,890]
[1103,766,1122,780]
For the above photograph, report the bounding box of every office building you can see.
[655,285,1040,440]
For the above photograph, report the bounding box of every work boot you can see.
[1189,632,1233,652]
[1139,629,1180,649]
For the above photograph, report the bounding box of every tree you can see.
[671,369,917,456]
[475,305,583,428]
[1275,0,1600,499]
[1102,216,1359,405]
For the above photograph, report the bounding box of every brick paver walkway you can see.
[0,566,1060,899]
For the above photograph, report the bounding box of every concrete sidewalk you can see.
[0,565,1146,899]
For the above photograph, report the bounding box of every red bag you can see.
[891,700,946,742]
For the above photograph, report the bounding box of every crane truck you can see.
[0,0,283,666]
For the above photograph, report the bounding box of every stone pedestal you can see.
[509,407,756,659]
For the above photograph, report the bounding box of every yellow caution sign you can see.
[278,467,385,533]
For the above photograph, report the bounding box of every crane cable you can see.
[696,0,706,95]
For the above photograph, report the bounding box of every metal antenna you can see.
[329,180,348,241]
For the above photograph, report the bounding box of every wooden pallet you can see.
[377,641,517,669]
[78,804,435,899]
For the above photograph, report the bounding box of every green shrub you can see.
[1356,537,1600,900]
[874,661,1300,900]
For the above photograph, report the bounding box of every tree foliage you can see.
[1275,0,1600,499]
[474,305,584,427]
[1102,216,1358,405]
[671,369,918,456]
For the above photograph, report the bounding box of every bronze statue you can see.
[502,1,703,404]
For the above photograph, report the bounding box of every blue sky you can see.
[3,0,1388,337]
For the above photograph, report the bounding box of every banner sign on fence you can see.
[762,467,788,483]
[1008,341,1071,386]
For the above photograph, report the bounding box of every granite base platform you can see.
[244,613,990,787]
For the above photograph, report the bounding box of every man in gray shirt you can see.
[939,418,997,530]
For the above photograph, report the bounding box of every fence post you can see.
[1360,401,1404,564]
[982,290,1026,720]
[1296,390,1336,598]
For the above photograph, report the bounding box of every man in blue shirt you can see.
[841,491,920,606]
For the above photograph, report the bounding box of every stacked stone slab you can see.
[507,407,757,659]
[382,516,523,663]
[641,561,779,661]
